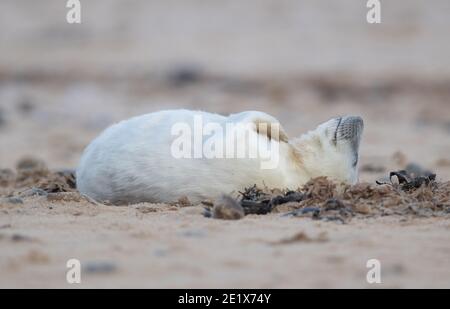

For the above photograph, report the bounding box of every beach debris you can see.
[211,195,245,220]
[376,167,436,191]
[0,159,89,206]
[391,170,436,191]
[236,167,448,222]
[0,196,23,205]
[5,197,24,204]
[283,207,321,218]
[282,198,352,224]
[239,178,341,220]
[202,208,212,218]
[201,199,214,207]
[0,158,77,195]
[270,191,305,207]
[19,187,49,197]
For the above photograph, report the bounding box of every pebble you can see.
[212,195,245,220]
[0,197,24,205]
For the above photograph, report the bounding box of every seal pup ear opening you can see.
[229,111,289,143]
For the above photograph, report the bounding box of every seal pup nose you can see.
[336,116,364,141]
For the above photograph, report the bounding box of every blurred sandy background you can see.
[1,0,450,288]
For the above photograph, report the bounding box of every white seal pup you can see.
[76,109,363,204]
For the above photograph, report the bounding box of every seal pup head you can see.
[293,116,364,184]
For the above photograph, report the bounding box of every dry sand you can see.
[1,195,450,288]
[1,0,450,288]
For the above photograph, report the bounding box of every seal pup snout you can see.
[336,116,364,141]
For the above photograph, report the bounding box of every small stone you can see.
[6,197,24,204]
[202,207,212,218]
[323,198,346,210]
[212,195,245,220]
[20,187,48,197]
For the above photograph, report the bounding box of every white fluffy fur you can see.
[76,109,363,204]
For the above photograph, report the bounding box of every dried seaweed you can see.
[238,170,450,222]
[388,170,436,191]
[0,158,76,194]
[0,158,80,206]
[239,185,272,214]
